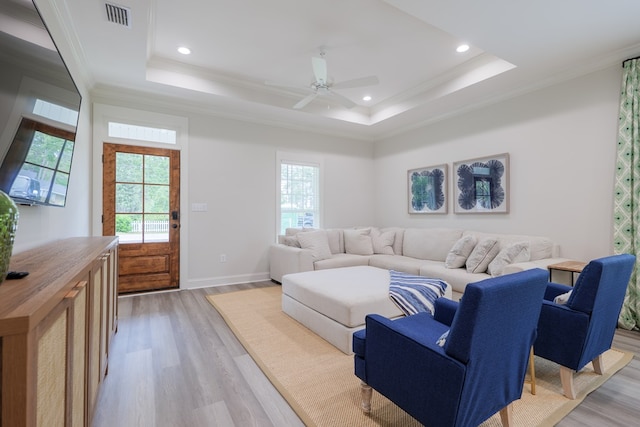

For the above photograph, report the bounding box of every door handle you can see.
[172,223,178,229]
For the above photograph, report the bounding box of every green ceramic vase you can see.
[0,190,18,284]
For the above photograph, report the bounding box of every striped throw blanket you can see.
[389,270,448,316]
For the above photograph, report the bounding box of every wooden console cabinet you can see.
[0,237,118,427]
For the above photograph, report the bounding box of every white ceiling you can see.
[54,0,640,140]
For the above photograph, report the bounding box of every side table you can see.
[547,260,586,286]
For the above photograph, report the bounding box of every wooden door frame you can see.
[102,143,181,292]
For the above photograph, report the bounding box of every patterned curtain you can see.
[614,57,640,330]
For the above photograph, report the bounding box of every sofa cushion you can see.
[381,227,405,255]
[285,227,316,236]
[389,270,448,315]
[282,235,301,248]
[326,228,344,254]
[445,235,478,269]
[420,261,490,295]
[371,227,395,255]
[466,238,500,273]
[463,230,554,261]
[487,241,531,276]
[369,254,427,275]
[314,253,370,270]
[296,230,332,261]
[403,228,464,262]
[344,228,374,255]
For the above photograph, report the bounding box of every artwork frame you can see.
[453,153,509,214]
[408,164,448,214]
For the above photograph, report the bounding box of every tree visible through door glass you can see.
[115,153,170,243]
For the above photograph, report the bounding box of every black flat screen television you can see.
[0,0,81,207]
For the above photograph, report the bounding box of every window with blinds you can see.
[278,157,321,235]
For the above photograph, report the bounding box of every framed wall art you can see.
[453,153,509,214]
[408,164,447,214]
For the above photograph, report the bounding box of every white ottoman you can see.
[281,266,452,354]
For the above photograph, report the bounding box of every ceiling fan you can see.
[266,51,379,110]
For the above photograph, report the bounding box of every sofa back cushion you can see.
[380,227,404,255]
[370,228,396,255]
[344,228,374,255]
[403,228,463,262]
[296,230,332,261]
[326,228,344,254]
[462,230,554,261]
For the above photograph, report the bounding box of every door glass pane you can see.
[144,185,169,213]
[143,214,169,242]
[144,155,169,184]
[116,153,143,182]
[115,183,143,213]
[114,151,171,243]
[115,213,143,243]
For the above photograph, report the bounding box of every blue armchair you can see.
[353,269,548,427]
[533,254,635,399]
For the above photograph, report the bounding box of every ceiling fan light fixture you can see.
[456,44,470,53]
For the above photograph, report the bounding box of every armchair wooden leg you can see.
[499,403,513,427]
[560,366,577,399]
[360,381,372,413]
[592,354,604,375]
[527,347,536,395]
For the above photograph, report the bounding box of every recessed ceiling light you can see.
[178,46,191,55]
[456,44,470,53]
[363,95,372,101]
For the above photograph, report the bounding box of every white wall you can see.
[90,94,375,288]
[373,65,623,261]
[185,113,375,287]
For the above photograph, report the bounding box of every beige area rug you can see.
[206,286,633,427]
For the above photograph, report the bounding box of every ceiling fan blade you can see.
[327,90,356,109]
[331,75,379,90]
[312,56,327,84]
[293,93,318,109]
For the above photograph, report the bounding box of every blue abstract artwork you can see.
[454,154,509,213]
[408,164,447,214]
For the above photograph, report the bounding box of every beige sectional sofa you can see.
[269,226,567,298]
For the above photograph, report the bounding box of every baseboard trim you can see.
[184,272,271,289]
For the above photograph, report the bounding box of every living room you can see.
[2,0,639,425]
[8,1,635,290]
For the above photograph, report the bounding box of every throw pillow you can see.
[388,270,448,316]
[344,228,374,255]
[554,290,572,305]
[445,235,478,268]
[296,230,332,261]
[436,330,449,347]
[487,241,531,276]
[282,235,301,248]
[370,228,395,255]
[466,238,500,274]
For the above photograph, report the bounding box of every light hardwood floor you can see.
[92,282,640,427]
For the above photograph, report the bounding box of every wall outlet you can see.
[219,254,227,263]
